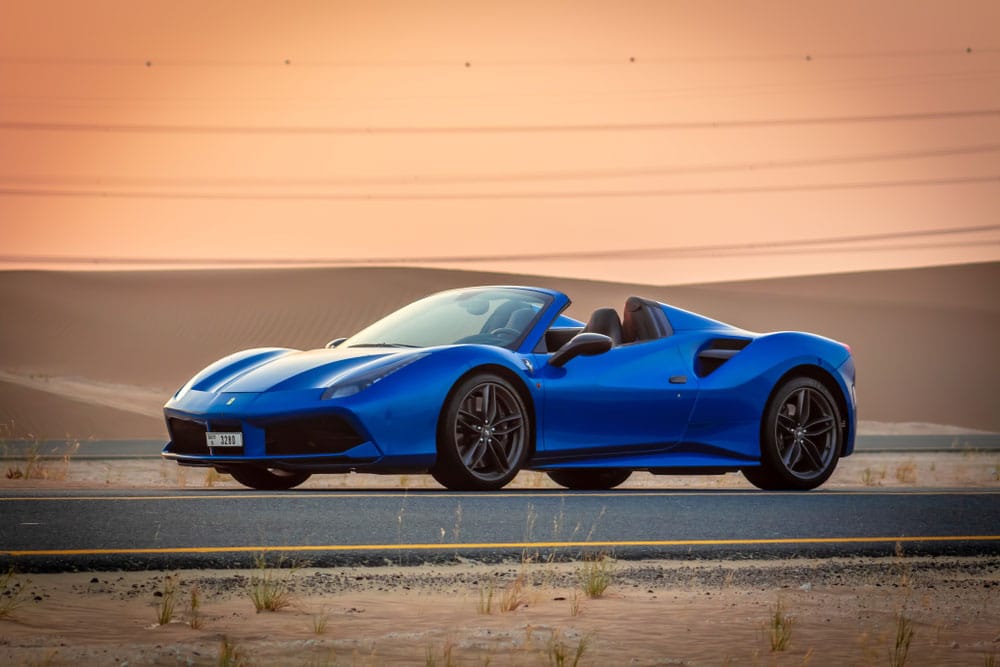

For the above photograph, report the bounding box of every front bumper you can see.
[161,386,437,472]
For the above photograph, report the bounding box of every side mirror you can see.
[325,337,347,349]
[549,332,613,368]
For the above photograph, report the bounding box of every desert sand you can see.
[0,262,998,440]
[1,555,998,666]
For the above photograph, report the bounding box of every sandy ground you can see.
[1,556,998,666]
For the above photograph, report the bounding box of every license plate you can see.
[206,432,243,448]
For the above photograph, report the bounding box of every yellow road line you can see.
[4,535,999,557]
[2,489,998,502]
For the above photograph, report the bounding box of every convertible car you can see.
[163,286,856,491]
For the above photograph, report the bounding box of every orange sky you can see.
[1,0,998,285]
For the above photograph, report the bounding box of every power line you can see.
[5,144,998,188]
[1,109,998,135]
[0,176,995,201]
[3,69,999,108]
[1,47,997,68]
[1,226,996,267]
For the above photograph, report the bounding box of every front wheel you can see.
[743,377,842,491]
[228,467,311,490]
[431,373,530,491]
[546,469,632,490]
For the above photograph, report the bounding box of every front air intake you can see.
[265,416,365,456]
[166,418,209,454]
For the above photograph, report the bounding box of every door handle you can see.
[669,375,687,384]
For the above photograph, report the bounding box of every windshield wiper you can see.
[348,342,422,348]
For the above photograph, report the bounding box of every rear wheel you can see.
[431,373,530,491]
[228,467,311,490]
[546,469,632,490]
[743,377,842,491]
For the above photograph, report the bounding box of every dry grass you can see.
[546,629,589,667]
[476,572,526,614]
[499,573,525,613]
[424,638,455,667]
[155,574,178,625]
[895,461,918,484]
[217,636,249,667]
[860,466,886,486]
[894,541,913,588]
[203,468,227,487]
[767,597,793,652]
[569,591,582,617]
[889,611,914,667]
[578,554,614,599]
[2,436,79,482]
[476,580,496,615]
[248,554,294,613]
[186,584,203,629]
[311,606,330,634]
[0,566,29,619]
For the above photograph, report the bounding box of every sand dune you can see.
[0,262,996,439]
[0,381,164,440]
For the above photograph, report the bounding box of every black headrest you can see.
[582,307,623,345]
[622,296,672,343]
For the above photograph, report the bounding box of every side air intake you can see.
[696,338,751,377]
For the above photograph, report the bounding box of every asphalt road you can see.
[1,489,998,571]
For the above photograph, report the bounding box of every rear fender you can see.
[686,332,854,457]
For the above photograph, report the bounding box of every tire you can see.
[228,466,311,490]
[546,469,632,490]
[743,377,842,491]
[431,373,531,491]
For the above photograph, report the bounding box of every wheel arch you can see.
[435,363,538,460]
[765,364,852,456]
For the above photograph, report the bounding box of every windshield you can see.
[343,288,550,349]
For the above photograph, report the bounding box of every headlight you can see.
[321,353,428,399]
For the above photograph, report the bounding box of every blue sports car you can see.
[163,286,856,491]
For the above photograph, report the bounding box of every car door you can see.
[533,339,698,459]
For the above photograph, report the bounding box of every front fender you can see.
[327,345,534,460]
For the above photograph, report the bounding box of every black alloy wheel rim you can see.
[774,386,837,480]
[454,381,525,481]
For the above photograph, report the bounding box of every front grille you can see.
[167,418,209,455]
[265,416,364,456]
[167,418,245,455]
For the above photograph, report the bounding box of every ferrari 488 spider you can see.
[163,286,856,491]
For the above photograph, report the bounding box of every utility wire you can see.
[3,69,998,108]
[0,176,995,201]
[4,144,998,188]
[1,47,998,68]
[1,109,998,135]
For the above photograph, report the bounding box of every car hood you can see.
[193,347,402,394]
